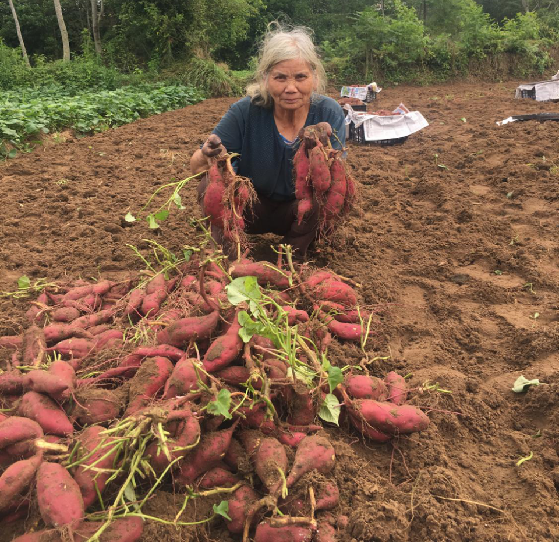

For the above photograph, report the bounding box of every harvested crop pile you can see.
[0,246,432,541]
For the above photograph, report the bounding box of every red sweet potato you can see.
[175,420,239,485]
[197,466,240,489]
[72,309,115,330]
[204,161,227,228]
[344,374,388,401]
[203,315,243,372]
[309,143,331,195]
[0,335,23,349]
[36,461,84,527]
[0,416,43,449]
[123,287,146,318]
[25,291,49,324]
[163,357,205,399]
[0,370,24,395]
[277,430,307,448]
[297,197,313,226]
[73,425,118,507]
[11,516,143,542]
[0,453,43,512]
[286,435,335,488]
[156,311,220,347]
[214,365,262,389]
[384,371,408,405]
[348,411,392,442]
[230,261,292,289]
[124,356,174,416]
[18,391,74,436]
[74,388,122,425]
[254,521,314,542]
[314,280,357,307]
[22,325,46,365]
[147,407,201,473]
[255,437,288,495]
[226,484,259,534]
[323,155,347,222]
[223,437,248,472]
[141,273,168,316]
[42,323,92,344]
[315,481,339,511]
[50,308,79,324]
[48,337,94,359]
[347,399,430,435]
[286,386,316,426]
[23,370,69,399]
[316,520,338,542]
[281,306,309,326]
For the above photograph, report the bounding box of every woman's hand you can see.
[202,134,226,159]
[190,134,227,175]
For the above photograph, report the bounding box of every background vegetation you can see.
[0,0,557,155]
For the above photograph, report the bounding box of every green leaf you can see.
[182,249,192,262]
[8,149,17,159]
[17,275,30,290]
[318,393,341,426]
[123,481,136,503]
[154,209,169,221]
[327,366,344,393]
[237,310,264,343]
[213,501,232,521]
[172,193,185,209]
[124,212,136,222]
[206,388,232,419]
[460,117,467,123]
[146,214,159,229]
[226,276,261,306]
[512,376,539,393]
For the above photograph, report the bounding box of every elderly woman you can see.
[190,24,345,260]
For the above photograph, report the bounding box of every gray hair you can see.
[246,22,327,108]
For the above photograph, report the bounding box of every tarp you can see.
[343,105,429,142]
[340,83,381,102]
[515,79,559,101]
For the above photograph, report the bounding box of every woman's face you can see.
[266,58,316,112]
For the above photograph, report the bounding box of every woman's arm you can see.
[190,134,226,175]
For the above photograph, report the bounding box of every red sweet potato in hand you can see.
[226,484,259,534]
[0,453,43,512]
[18,391,74,436]
[344,374,388,401]
[156,311,220,347]
[203,161,227,228]
[36,461,84,527]
[175,420,239,485]
[255,437,288,495]
[384,371,408,405]
[254,521,314,542]
[309,144,331,195]
[286,435,335,488]
[297,197,313,226]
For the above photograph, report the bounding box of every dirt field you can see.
[0,81,558,541]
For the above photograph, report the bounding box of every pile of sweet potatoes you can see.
[0,251,431,541]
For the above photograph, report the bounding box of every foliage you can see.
[178,58,244,98]
[0,83,204,157]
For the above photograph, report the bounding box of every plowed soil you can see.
[0,81,558,542]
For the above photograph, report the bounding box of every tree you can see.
[53,0,70,60]
[90,0,101,55]
[7,0,30,66]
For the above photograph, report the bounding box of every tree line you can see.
[0,0,558,85]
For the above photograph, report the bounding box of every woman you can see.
[190,23,346,260]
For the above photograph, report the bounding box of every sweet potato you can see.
[0,453,43,512]
[0,370,24,395]
[25,291,49,324]
[197,466,240,489]
[11,516,143,542]
[72,309,115,330]
[123,287,146,318]
[18,391,74,436]
[230,261,291,289]
[277,430,307,448]
[255,437,288,495]
[147,407,201,473]
[141,273,168,316]
[323,155,347,223]
[315,481,339,511]
[124,356,174,416]
[384,371,408,405]
[163,357,205,399]
[203,315,243,372]
[0,416,43,449]
[316,520,338,542]
[297,197,314,225]
[344,374,388,401]
[175,420,239,485]
[42,323,91,344]
[347,399,430,435]
[226,484,259,534]
[23,370,70,400]
[156,311,220,347]
[73,425,119,507]
[293,143,311,200]
[254,521,314,542]
[223,437,248,472]
[203,161,227,228]
[236,401,275,434]
[314,280,357,307]
[286,386,316,426]
[348,412,392,443]
[286,435,335,488]
[51,307,80,323]
[308,143,331,196]
[22,325,46,365]
[0,335,23,349]
[36,461,84,527]
[74,388,122,425]
[214,365,262,389]
[281,306,309,326]
[48,337,94,360]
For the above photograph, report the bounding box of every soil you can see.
[0,81,558,542]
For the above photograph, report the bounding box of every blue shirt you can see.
[212,95,346,201]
